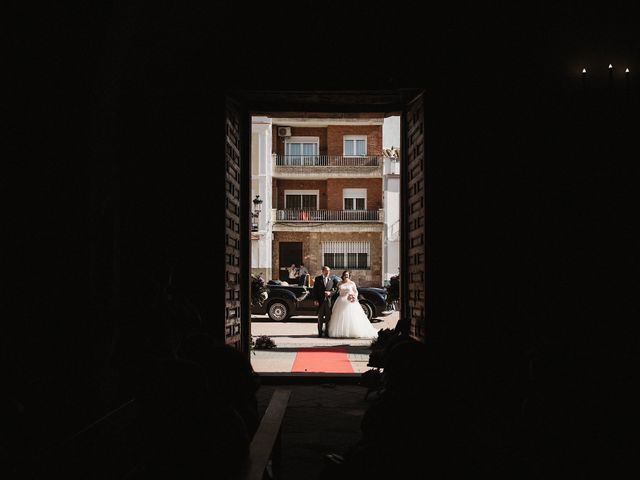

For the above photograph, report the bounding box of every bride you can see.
[328,271,379,339]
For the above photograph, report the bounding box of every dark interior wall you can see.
[7,0,638,473]
[7,2,117,441]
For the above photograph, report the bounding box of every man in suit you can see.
[312,265,340,337]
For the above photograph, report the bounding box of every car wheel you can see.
[267,301,289,321]
[360,301,374,321]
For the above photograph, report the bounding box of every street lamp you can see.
[251,195,263,232]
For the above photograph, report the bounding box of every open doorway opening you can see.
[278,242,303,282]
[248,112,402,376]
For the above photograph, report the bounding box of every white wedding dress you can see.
[328,283,379,339]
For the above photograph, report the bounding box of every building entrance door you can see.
[279,242,303,282]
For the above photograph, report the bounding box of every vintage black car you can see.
[252,283,390,322]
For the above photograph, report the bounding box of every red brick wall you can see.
[326,178,383,210]
[326,125,382,156]
[273,179,328,209]
[272,127,327,155]
[272,178,382,210]
[272,125,382,156]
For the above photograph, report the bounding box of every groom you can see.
[312,265,340,337]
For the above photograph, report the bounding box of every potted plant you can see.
[253,335,277,349]
[359,328,401,398]
[385,274,399,311]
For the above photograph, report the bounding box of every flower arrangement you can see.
[347,293,356,303]
[251,273,268,307]
[296,285,310,302]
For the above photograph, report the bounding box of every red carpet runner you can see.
[290,347,354,373]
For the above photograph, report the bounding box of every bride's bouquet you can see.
[347,293,356,303]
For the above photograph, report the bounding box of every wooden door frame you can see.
[227,89,427,354]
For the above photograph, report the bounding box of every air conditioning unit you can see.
[277,127,292,137]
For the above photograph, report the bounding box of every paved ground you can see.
[256,384,378,480]
[251,313,399,478]
[250,311,399,374]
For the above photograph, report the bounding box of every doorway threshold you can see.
[258,372,363,385]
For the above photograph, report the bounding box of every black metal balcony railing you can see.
[275,155,382,167]
[276,209,381,222]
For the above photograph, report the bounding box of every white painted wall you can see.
[385,176,400,230]
[382,116,401,283]
[251,117,273,279]
[383,116,401,149]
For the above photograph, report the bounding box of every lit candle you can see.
[581,68,587,89]
[625,68,630,91]
[608,64,613,90]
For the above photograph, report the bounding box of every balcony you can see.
[273,155,383,178]
[275,209,382,222]
[276,154,381,166]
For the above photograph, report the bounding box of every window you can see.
[284,137,319,165]
[284,190,319,209]
[322,241,370,269]
[343,135,367,156]
[343,188,367,210]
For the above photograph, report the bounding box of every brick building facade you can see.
[267,117,386,286]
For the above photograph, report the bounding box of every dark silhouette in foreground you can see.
[321,338,458,479]
[132,358,249,479]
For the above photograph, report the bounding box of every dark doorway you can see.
[279,242,303,281]
[226,89,426,353]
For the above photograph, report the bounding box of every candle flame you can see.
[625,68,630,73]
[609,64,613,69]
[582,68,587,74]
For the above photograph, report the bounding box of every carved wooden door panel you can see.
[402,92,427,342]
[224,97,250,352]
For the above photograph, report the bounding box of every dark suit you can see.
[312,274,340,336]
